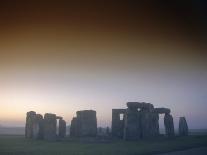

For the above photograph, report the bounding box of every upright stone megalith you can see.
[112,109,126,138]
[70,110,97,137]
[140,103,159,139]
[25,111,36,138]
[43,113,57,141]
[59,118,66,138]
[70,117,78,137]
[164,113,174,137]
[124,103,141,140]
[33,114,44,139]
[179,117,188,136]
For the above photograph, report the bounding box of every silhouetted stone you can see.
[43,113,57,141]
[164,113,174,137]
[179,117,188,136]
[113,102,175,140]
[124,108,141,140]
[70,117,78,137]
[59,119,66,138]
[141,111,159,138]
[150,113,160,137]
[154,108,171,114]
[127,102,153,110]
[33,114,43,139]
[70,110,97,137]
[25,111,36,139]
[112,109,126,138]
[25,111,43,140]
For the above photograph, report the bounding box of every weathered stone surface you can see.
[154,108,171,114]
[112,109,126,138]
[127,102,153,111]
[150,113,159,137]
[43,113,57,141]
[59,119,66,138]
[140,112,159,138]
[33,114,43,139]
[77,110,97,137]
[179,117,188,136]
[26,111,66,141]
[25,111,36,138]
[124,108,141,140]
[70,110,97,137]
[164,113,174,137]
[25,112,43,140]
[70,117,78,137]
[112,102,175,140]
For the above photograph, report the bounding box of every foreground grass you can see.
[0,135,207,155]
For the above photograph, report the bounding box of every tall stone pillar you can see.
[76,110,97,137]
[70,117,78,137]
[179,117,188,136]
[59,119,66,138]
[43,113,57,141]
[111,109,126,138]
[140,103,159,139]
[164,113,174,137]
[33,114,43,139]
[124,108,141,140]
[149,112,159,137]
[25,111,36,138]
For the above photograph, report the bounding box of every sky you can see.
[0,1,207,129]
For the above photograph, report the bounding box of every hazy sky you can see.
[0,1,206,129]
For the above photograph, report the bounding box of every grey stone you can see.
[112,102,175,140]
[154,108,171,114]
[127,102,153,111]
[111,109,126,138]
[43,113,57,141]
[179,117,188,136]
[141,111,159,138]
[164,113,175,137]
[33,114,43,139]
[59,119,66,138]
[25,111,36,139]
[70,117,78,137]
[124,108,141,140]
[25,111,43,140]
[70,110,97,137]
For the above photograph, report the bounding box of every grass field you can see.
[0,135,207,155]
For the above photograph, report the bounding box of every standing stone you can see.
[25,111,36,138]
[124,108,141,140]
[70,117,78,137]
[33,114,44,139]
[164,113,174,137]
[140,103,158,139]
[76,110,97,137]
[150,112,159,136]
[43,113,57,141]
[111,109,126,138]
[59,119,66,138]
[179,117,188,136]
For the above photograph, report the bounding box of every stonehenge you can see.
[179,117,188,136]
[25,111,66,141]
[25,103,188,141]
[112,102,175,140]
[70,110,97,137]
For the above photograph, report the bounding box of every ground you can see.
[0,135,207,155]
